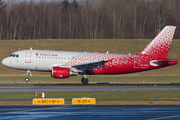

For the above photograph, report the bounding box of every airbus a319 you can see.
[2,26,178,84]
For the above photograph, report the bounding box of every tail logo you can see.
[140,26,176,58]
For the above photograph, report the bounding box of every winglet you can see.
[138,26,176,58]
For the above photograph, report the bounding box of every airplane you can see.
[1,26,178,84]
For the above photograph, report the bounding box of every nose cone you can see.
[2,58,9,67]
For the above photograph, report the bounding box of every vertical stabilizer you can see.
[138,26,176,58]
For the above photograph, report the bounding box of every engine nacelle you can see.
[51,67,78,79]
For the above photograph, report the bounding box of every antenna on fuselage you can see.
[30,47,33,50]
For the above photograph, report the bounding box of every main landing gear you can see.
[81,75,89,84]
[25,70,30,82]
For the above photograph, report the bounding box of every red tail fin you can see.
[138,26,176,58]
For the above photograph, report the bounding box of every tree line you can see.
[0,0,180,40]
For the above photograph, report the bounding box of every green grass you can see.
[0,76,180,83]
[0,91,180,100]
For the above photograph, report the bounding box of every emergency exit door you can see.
[134,58,140,68]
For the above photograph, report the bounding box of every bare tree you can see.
[151,0,168,33]
[0,0,180,40]
[0,0,7,40]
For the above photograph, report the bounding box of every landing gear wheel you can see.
[81,78,89,84]
[25,70,30,82]
[25,77,29,82]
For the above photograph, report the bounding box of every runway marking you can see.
[148,114,180,120]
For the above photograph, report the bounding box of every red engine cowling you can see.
[51,67,70,79]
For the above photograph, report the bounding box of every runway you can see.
[1,82,180,93]
[1,87,180,93]
[1,105,180,120]
[1,82,180,86]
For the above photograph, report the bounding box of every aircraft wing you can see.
[71,60,109,72]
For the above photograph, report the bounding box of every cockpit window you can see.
[10,54,19,58]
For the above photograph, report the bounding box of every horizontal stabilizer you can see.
[150,60,173,66]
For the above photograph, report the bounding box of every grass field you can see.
[0,76,180,83]
[1,91,180,100]
[1,91,180,105]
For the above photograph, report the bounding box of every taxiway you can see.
[1,87,180,93]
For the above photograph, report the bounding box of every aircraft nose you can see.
[2,58,9,67]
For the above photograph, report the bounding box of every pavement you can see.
[1,105,180,120]
[1,87,180,93]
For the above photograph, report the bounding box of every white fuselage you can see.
[2,49,117,72]
[2,50,81,71]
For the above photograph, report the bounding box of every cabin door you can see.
[25,52,32,63]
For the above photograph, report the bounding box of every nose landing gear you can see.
[25,70,30,82]
[25,77,29,82]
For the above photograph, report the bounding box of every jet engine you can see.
[51,67,78,79]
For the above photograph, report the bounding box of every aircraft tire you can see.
[25,77,29,82]
[82,78,88,84]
